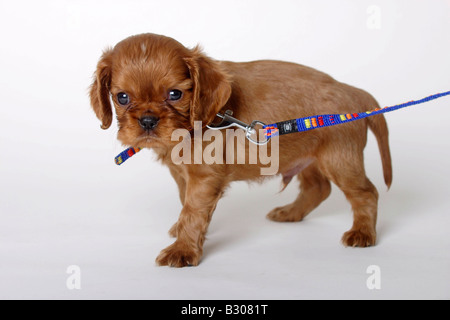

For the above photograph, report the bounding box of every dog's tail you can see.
[367,108,393,189]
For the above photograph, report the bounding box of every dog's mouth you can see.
[136,130,159,142]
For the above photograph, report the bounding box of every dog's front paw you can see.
[342,228,376,247]
[156,241,201,267]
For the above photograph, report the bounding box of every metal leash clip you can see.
[206,110,270,145]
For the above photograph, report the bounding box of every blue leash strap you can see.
[264,91,450,138]
[115,147,141,165]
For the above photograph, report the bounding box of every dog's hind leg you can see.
[317,147,379,247]
[267,162,332,222]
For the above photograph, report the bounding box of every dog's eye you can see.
[117,92,130,106]
[168,89,182,101]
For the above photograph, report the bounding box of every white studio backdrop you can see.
[0,0,449,299]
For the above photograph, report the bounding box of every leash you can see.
[114,91,450,165]
[263,91,450,139]
[115,147,141,165]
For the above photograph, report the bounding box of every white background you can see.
[0,0,449,299]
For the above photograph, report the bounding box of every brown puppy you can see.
[89,33,392,267]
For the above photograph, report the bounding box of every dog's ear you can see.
[184,47,231,128]
[89,49,113,130]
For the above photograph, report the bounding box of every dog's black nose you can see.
[139,116,159,130]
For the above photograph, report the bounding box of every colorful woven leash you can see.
[115,147,141,165]
[264,91,450,138]
[115,91,450,165]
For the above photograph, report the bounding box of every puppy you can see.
[89,33,392,267]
